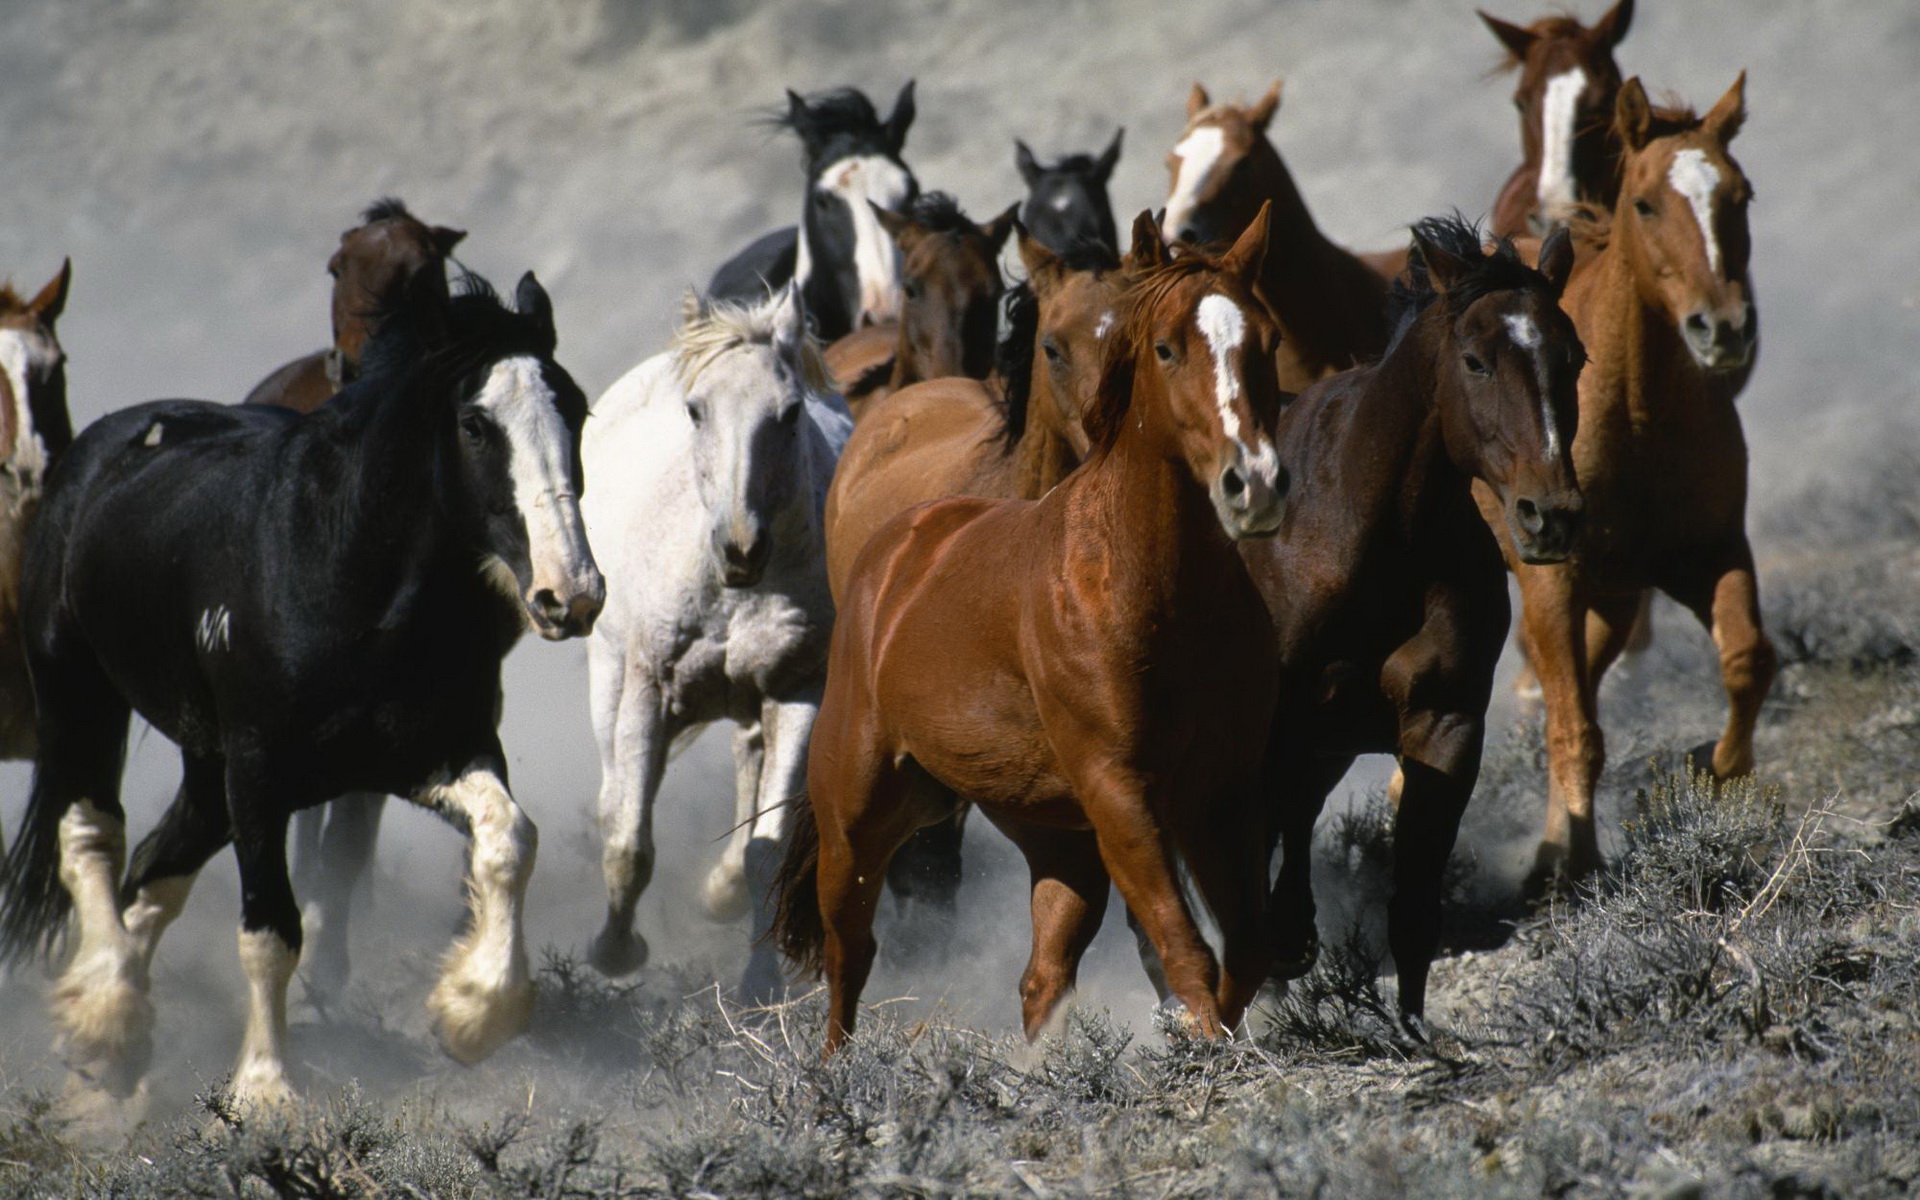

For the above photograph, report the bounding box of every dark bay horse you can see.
[1484,75,1766,885]
[1161,82,1390,390]
[776,209,1289,1054]
[243,198,466,413]
[822,193,1016,419]
[1176,218,1585,1026]
[709,84,919,342]
[0,261,75,763]
[1016,129,1123,255]
[1481,0,1634,238]
[0,273,603,1106]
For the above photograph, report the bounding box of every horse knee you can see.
[604,829,657,908]
[1722,629,1777,703]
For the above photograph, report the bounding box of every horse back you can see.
[708,227,799,305]
[241,351,336,412]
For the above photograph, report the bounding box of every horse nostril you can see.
[1516,498,1544,534]
[1684,312,1714,340]
[1222,467,1246,499]
[1178,226,1200,244]
[533,588,566,621]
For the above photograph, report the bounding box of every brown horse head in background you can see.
[243,198,466,412]
[1480,0,1633,236]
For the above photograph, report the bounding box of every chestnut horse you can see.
[822,193,1015,419]
[1162,82,1389,390]
[776,208,1289,1054]
[1481,0,1634,238]
[1483,75,1766,885]
[1175,218,1584,1027]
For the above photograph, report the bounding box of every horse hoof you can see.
[1684,739,1721,780]
[1271,930,1320,981]
[587,928,649,977]
[737,959,786,1009]
[701,867,750,923]
[1523,842,1599,903]
[428,971,534,1065]
[55,963,154,1099]
[230,1064,299,1112]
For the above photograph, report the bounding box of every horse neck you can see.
[1008,371,1081,499]
[1246,145,1340,302]
[1584,237,1710,429]
[1354,318,1471,513]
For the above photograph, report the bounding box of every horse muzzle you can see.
[1682,303,1756,372]
[714,529,772,589]
[1509,490,1585,565]
[1214,451,1289,540]
[527,569,604,640]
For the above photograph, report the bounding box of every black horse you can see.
[0,272,603,1106]
[1014,128,1123,255]
[708,83,919,341]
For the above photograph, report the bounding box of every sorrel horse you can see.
[1485,75,1766,885]
[821,193,1016,418]
[775,208,1289,1054]
[0,272,602,1106]
[0,262,74,766]
[709,84,919,342]
[244,198,466,1005]
[1481,0,1634,238]
[581,286,851,1002]
[1162,82,1390,390]
[1016,129,1123,255]
[1135,218,1585,1025]
[819,224,1134,936]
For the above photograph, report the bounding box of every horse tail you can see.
[767,790,826,977]
[0,764,76,966]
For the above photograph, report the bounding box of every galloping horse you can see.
[775,208,1289,1054]
[1155,218,1585,1026]
[1484,75,1766,885]
[709,84,919,342]
[1162,82,1389,390]
[1481,0,1634,238]
[0,272,603,1106]
[1016,129,1123,255]
[581,286,850,1001]
[0,263,74,761]
[243,198,466,412]
[244,198,467,1005]
[821,193,1016,418]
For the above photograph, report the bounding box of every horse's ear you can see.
[1593,0,1633,47]
[1477,10,1537,60]
[515,271,556,352]
[885,79,916,153]
[431,225,467,256]
[1222,200,1272,286]
[871,201,916,245]
[1187,82,1211,120]
[1095,127,1124,182]
[679,288,707,329]
[1017,221,1066,290]
[1535,227,1575,299]
[1409,227,1477,294]
[28,258,71,323]
[784,89,818,148]
[768,280,806,349]
[1125,209,1171,272]
[1248,80,1283,134]
[1015,139,1042,186]
[1703,70,1747,145]
[981,203,1020,253]
[1614,76,1653,151]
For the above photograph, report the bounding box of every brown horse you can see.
[822,194,1015,419]
[1161,82,1390,390]
[0,261,75,762]
[1481,0,1634,238]
[1198,218,1584,1026]
[1484,75,1765,885]
[776,208,1288,1054]
[242,198,466,413]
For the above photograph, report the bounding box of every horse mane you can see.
[360,196,415,224]
[1564,98,1706,253]
[670,293,830,395]
[902,191,972,236]
[0,284,26,315]
[994,238,1123,449]
[1032,150,1102,176]
[1490,14,1594,71]
[352,271,546,398]
[1386,213,1545,352]
[771,87,884,140]
[1085,247,1235,453]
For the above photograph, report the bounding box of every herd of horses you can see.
[0,0,1769,1101]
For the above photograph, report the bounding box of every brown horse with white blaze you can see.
[1485,74,1766,885]
[776,208,1288,1054]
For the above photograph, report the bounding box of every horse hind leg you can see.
[1667,550,1776,781]
[701,720,764,924]
[738,694,820,1006]
[298,792,385,1007]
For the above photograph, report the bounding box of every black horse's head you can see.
[381,271,604,639]
[1015,129,1123,256]
[780,82,919,338]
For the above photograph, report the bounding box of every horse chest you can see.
[654,589,827,716]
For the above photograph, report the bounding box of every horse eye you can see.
[1634,197,1657,218]
[904,279,923,301]
[459,411,488,442]
[814,192,833,210]
[1463,352,1490,376]
[685,402,703,425]
[1154,341,1175,364]
[781,403,802,426]
[1041,337,1063,364]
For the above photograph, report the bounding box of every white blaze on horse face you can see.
[1094,311,1114,341]
[1669,148,1725,275]
[0,328,52,470]
[1505,313,1562,460]
[1163,125,1225,242]
[476,356,598,628]
[1537,67,1589,213]
[1197,292,1282,480]
[816,154,913,325]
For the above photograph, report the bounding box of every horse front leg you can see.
[1665,542,1776,780]
[413,756,537,1065]
[701,721,763,923]
[1516,565,1605,888]
[738,692,819,1005]
[299,791,385,1006]
[588,647,668,976]
[225,760,302,1109]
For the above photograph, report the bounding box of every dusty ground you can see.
[0,0,1917,1194]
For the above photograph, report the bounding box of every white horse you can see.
[583,285,850,1001]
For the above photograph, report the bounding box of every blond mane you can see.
[670,292,830,395]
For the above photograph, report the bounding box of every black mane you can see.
[904,191,972,236]
[1386,213,1545,351]
[773,87,886,142]
[361,196,414,224]
[1032,151,1102,177]
[995,238,1122,447]
[351,271,557,410]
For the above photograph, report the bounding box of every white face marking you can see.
[1197,293,1247,440]
[1505,313,1562,460]
[1537,67,1589,212]
[475,356,597,617]
[196,604,231,652]
[1669,148,1725,274]
[0,328,53,470]
[1093,311,1114,341]
[1162,125,1225,242]
[814,154,914,325]
[1050,194,1074,213]
[1504,314,1541,350]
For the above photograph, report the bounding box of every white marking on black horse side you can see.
[197,605,232,652]
[1538,68,1589,214]
[1163,126,1225,242]
[1669,148,1725,274]
[143,422,163,447]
